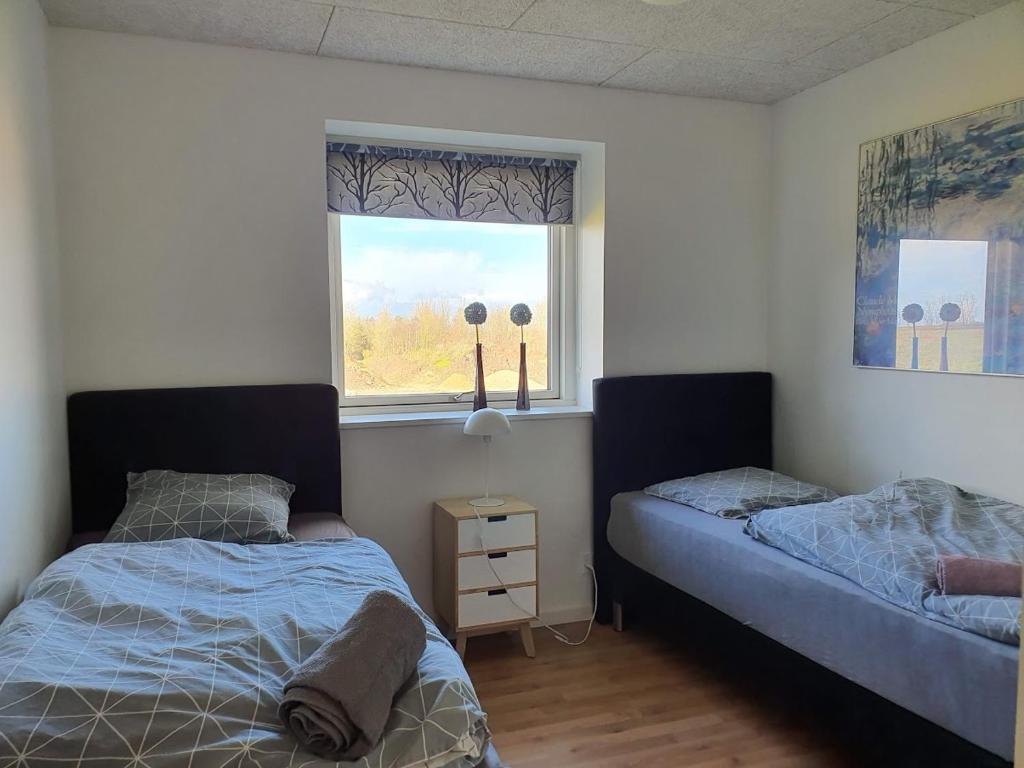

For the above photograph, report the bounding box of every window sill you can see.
[339,405,592,430]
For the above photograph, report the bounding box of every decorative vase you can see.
[516,342,530,411]
[464,302,489,412]
[510,303,533,413]
[473,342,488,411]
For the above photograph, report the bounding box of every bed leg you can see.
[455,632,468,658]
[612,600,624,632]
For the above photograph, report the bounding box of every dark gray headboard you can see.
[67,384,342,533]
[592,372,772,621]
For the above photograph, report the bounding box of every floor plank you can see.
[464,620,1008,767]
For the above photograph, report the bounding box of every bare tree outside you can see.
[957,291,980,325]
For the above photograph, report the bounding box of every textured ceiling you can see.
[39,0,1015,104]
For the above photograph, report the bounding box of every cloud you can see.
[342,246,546,317]
[336,214,550,317]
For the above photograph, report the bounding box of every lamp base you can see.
[469,496,506,508]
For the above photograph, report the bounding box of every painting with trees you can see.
[854,98,1024,375]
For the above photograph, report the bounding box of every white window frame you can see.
[329,216,578,414]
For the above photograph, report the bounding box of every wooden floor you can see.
[464,619,1008,768]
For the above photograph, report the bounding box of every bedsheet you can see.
[0,537,489,767]
[746,478,1023,644]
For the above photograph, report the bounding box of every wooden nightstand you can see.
[433,496,537,659]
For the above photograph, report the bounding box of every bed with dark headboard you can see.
[591,372,1015,761]
[67,383,343,534]
[0,383,502,768]
[592,372,772,621]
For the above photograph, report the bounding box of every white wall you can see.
[0,0,68,616]
[770,3,1024,503]
[49,29,771,391]
[48,29,772,620]
[342,416,592,623]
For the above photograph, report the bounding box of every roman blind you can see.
[326,142,576,225]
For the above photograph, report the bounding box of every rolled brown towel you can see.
[279,590,427,761]
[936,555,1022,597]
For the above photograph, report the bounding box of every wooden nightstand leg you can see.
[518,623,536,658]
[455,632,468,658]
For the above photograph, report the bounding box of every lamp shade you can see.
[463,407,511,437]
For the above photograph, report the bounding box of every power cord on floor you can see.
[472,505,597,647]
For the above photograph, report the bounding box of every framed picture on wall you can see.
[853,98,1024,376]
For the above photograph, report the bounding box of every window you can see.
[329,214,575,409]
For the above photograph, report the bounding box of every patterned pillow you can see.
[105,470,296,544]
[645,467,838,519]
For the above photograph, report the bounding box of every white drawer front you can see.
[458,586,536,628]
[457,513,535,553]
[458,550,536,591]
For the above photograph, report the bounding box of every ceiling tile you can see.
[515,0,907,63]
[800,6,967,71]
[38,0,997,103]
[319,7,647,85]
[40,0,333,55]
[320,0,535,28]
[513,0,705,48]
[604,49,840,104]
[910,0,1015,14]
[670,0,909,63]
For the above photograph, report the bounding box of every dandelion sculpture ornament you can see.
[939,302,961,372]
[902,303,924,370]
[511,303,533,411]
[465,302,488,411]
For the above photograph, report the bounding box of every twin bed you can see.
[0,384,497,768]
[593,372,1018,762]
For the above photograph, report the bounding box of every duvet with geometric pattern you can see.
[745,478,1024,645]
[0,537,489,767]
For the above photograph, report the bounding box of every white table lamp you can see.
[463,407,511,507]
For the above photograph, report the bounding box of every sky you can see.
[896,239,988,323]
[338,215,548,317]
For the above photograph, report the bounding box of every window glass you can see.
[337,215,551,399]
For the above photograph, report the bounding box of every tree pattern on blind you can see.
[326,143,576,224]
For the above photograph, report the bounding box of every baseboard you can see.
[535,604,594,626]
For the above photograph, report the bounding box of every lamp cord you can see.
[482,436,491,502]
[471,504,597,647]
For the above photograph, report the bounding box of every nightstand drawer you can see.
[457,512,535,553]
[458,586,536,628]
[458,549,536,591]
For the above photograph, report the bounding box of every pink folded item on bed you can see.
[935,555,1022,597]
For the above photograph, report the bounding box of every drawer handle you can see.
[487,552,508,560]
[486,515,508,523]
[487,588,507,596]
